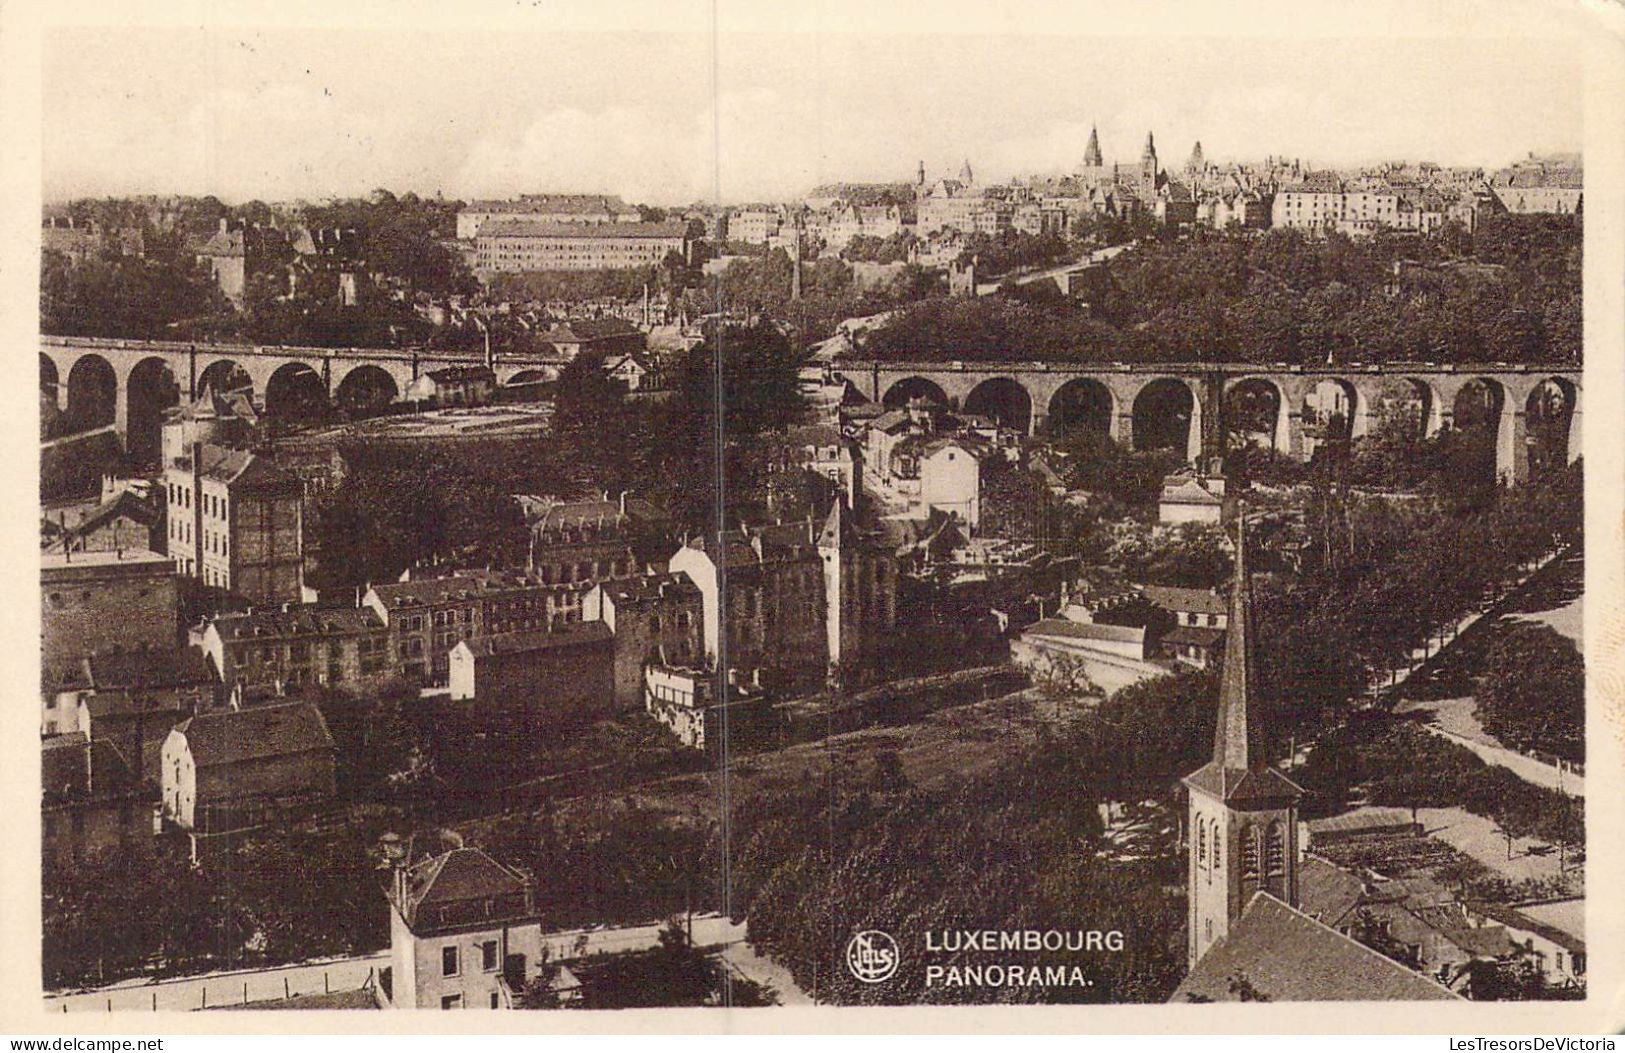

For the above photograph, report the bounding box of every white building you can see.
[383,845,548,1009]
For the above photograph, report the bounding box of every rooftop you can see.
[1172,893,1461,1002]
[175,701,334,769]
[477,220,689,240]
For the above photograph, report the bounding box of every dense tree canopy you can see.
[862,215,1581,365]
[1476,624,1584,762]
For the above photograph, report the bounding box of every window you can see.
[481,940,498,972]
[490,992,500,1009]
[442,945,459,977]
[441,995,461,1010]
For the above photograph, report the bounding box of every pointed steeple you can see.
[1213,511,1258,774]
[958,159,974,185]
[1083,125,1103,168]
[1141,131,1157,163]
[1186,140,1205,173]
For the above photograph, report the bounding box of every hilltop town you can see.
[40,129,1584,1010]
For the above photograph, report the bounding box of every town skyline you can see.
[44,27,1581,206]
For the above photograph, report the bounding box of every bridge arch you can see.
[1380,377,1444,441]
[1525,375,1580,473]
[962,377,1033,434]
[1447,377,1512,487]
[881,376,952,411]
[65,354,118,433]
[197,358,255,400]
[334,364,400,417]
[1299,378,1367,456]
[1044,377,1117,440]
[502,368,555,387]
[1223,376,1295,458]
[126,357,183,468]
[264,362,330,424]
[1130,377,1198,458]
[40,353,60,403]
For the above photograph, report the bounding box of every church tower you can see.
[1083,125,1104,168]
[1139,131,1159,194]
[1182,512,1303,969]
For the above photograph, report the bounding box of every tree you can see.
[1476,624,1584,762]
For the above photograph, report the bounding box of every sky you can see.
[41,17,1584,207]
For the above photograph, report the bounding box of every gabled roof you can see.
[1141,584,1227,617]
[396,846,536,931]
[1162,625,1226,648]
[81,647,214,692]
[1161,478,1222,506]
[1172,894,1462,1002]
[1297,855,1367,930]
[174,701,333,769]
[1022,618,1144,645]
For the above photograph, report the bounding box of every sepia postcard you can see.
[3,0,1624,1035]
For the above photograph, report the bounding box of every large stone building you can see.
[160,700,336,845]
[164,444,305,603]
[474,221,689,274]
[447,622,615,725]
[582,571,704,708]
[516,493,671,586]
[41,548,178,690]
[362,570,591,684]
[456,194,641,239]
[668,520,828,689]
[201,605,395,699]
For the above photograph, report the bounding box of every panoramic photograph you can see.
[34,13,1588,1015]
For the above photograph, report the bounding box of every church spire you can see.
[1141,130,1157,163]
[1213,511,1259,776]
[958,158,974,185]
[1083,125,1103,167]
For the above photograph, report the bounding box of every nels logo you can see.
[845,929,900,984]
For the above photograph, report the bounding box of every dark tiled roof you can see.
[193,445,299,493]
[397,847,536,931]
[1298,856,1367,930]
[1022,618,1144,644]
[1172,894,1462,1002]
[211,606,385,641]
[84,647,214,691]
[1141,585,1227,617]
[175,701,333,769]
[1162,625,1226,648]
[599,571,700,606]
[1183,762,1303,804]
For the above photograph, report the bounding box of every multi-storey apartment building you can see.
[474,221,689,274]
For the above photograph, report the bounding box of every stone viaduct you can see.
[39,335,563,460]
[834,358,1582,487]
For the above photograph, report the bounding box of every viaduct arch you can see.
[39,336,562,462]
[848,359,1580,487]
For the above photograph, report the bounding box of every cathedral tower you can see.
[1182,512,1303,968]
[1139,131,1159,194]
